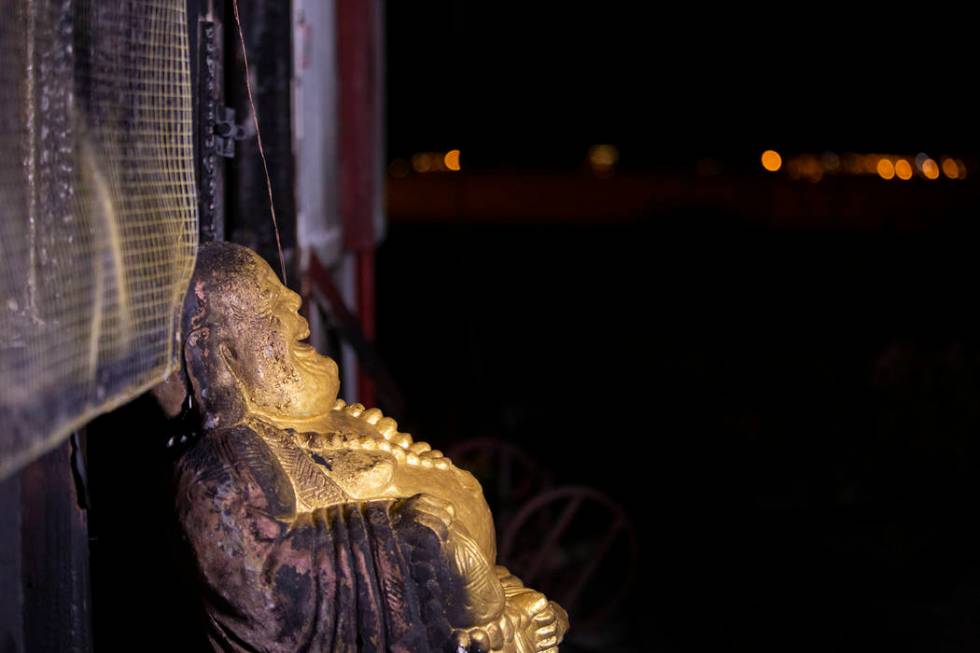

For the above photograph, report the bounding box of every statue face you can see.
[220,252,340,424]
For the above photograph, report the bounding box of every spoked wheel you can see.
[500,486,639,633]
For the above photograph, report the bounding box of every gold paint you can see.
[188,245,568,652]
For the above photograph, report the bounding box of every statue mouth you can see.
[291,340,332,377]
[287,316,336,380]
[293,323,314,353]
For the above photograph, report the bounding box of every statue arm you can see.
[175,426,306,650]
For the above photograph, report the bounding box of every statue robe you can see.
[175,426,468,653]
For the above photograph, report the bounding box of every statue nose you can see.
[283,290,302,312]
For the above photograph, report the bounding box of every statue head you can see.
[180,242,340,430]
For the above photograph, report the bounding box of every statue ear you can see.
[182,326,209,412]
[183,326,248,428]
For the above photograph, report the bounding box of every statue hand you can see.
[397,494,507,627]
[494,567,568,653]
[448,579,567,653]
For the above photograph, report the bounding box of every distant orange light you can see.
[876,158,895,180]
[761,150,782,172]
[798,155,822,182]
[921,158,940,180]
[822,152,840,173]
[589,144,619,167]
[957,159,968,179]
[863,155,881,174]
[588,144,619,178]
[941,158,959,179]
[412,153,433,173]
[895,159,913,180]
[444,149,461,171]
[786,158,802,180]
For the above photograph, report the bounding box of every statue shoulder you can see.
[179,424,297,521]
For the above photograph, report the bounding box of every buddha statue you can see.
[166,242,567,652]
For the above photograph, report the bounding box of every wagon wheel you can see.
[447,437,550,527]
[500,486,638,632]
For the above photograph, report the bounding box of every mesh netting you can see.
[0,0,198,478]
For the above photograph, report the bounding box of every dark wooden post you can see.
[19,439,93,653]
[0,471,25,652]
[0,437,92,653]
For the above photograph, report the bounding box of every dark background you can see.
[379,4,980,651]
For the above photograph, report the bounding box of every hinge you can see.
[214,106,246,158]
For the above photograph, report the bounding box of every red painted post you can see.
[336,0,382,407]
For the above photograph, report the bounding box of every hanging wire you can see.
[230,0,288,284]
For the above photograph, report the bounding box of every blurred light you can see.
[842,153,862,174]
[444,149,461,171]
[411,153,433,173]
[942,157,959,179]
[787,158,802,180]
[388,159,410,178]
[761,150,782,172]
[800,155,822,182]
[588,144,619,177]
[894,159,913,180]
[589,144,619,166]
[775,151,971,181]
[863,155,881,174]
[822,152,840,173]
[876,158,895,180]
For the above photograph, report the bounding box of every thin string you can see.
[231,0,288,284]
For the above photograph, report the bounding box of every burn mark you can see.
[310,451,332,470]
[274,564,313,639]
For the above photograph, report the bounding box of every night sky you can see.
[386,4,977,170]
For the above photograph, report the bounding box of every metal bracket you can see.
[198,20,224,241]
[214,106,246,158]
